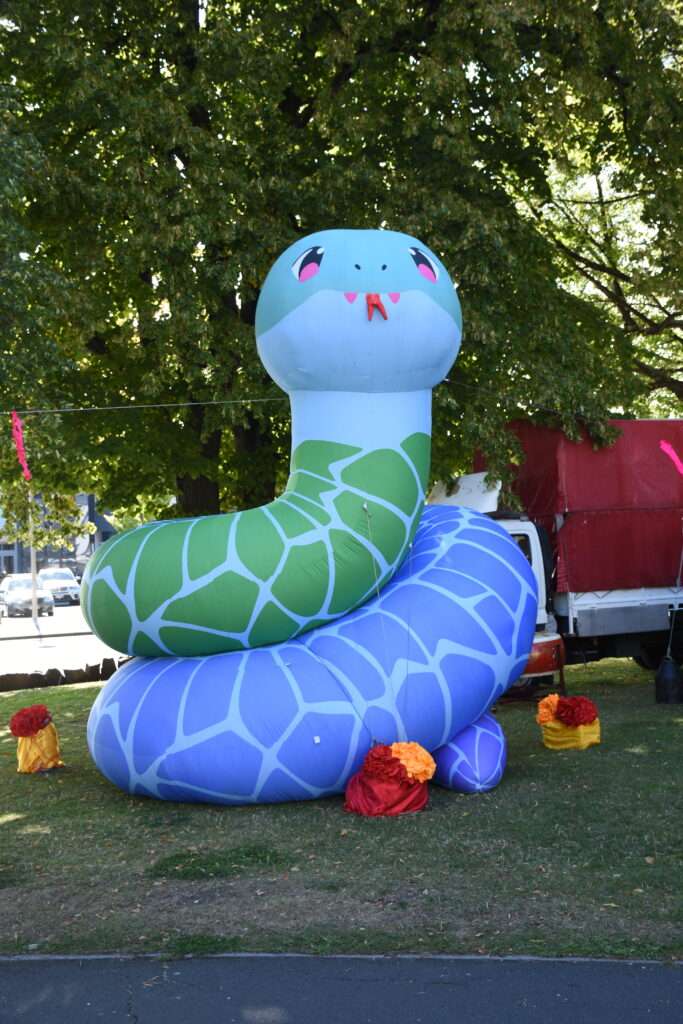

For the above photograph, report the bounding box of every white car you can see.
[0,575,55,617]
[37,567,81,606]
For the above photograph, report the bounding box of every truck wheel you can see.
[505,676,548,700]
[634,645,667,671]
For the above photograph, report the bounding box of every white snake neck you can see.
[289,389,432,450]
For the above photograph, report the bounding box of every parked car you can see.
[37,567,81,606]
[0,574,55,617]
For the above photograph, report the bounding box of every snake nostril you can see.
[381,264,387,270]
[354,263,361,270]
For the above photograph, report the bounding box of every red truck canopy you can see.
[507,420,683,593]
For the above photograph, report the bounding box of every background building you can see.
[0,495,115,579]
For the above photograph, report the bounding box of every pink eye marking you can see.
[344,292,358,303]
[417,264,437,283]
[299,263,320,283]
[388,292,400,303]
[409,246,439,282]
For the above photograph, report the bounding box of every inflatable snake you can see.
[85,229,537,803]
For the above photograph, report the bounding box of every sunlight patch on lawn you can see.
[0,813,25,826]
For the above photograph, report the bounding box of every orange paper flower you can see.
[390,741,436,783]
[535,693,560,725]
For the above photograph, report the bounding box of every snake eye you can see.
[291,245,324,282]
[409,247,439,283]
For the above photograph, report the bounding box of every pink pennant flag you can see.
[11,411,32,482]
[660,439,683,477]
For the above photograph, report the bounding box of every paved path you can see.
[1,954,681,1023]
[0,606,118,675]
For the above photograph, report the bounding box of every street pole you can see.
[10,411,39,632]
[28,488,39,631]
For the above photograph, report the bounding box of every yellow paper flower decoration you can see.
[390,741,436,783]
[535,693,560,725]
[16,724,64,774]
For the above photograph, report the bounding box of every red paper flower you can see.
[9,704,52,738]
[345,746,426,817]
[555,696,598,727]
[363,744,408,782]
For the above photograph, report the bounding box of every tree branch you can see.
[555,191,647,206]
[552,234,632,284]
[634,359,683,399]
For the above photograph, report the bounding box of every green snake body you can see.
[83,418,429,657]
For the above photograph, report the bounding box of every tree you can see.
[0,82,87,545]
[520,165,683,415]
[1,0,681,531]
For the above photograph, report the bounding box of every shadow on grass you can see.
[147,843,290,880]
[0,862,27,890]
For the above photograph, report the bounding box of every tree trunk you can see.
[176,460,221,517]
[175,403,222,516]
[230,416,279,509]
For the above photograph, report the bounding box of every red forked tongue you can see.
[366,293,388,321]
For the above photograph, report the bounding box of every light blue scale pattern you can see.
[87,505,537,804]
[433,712,508,794]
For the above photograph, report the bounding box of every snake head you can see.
[255,229,462,394]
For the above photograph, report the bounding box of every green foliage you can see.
[519,163,683,416]
[0,414,92,548]
[1,1,681,526]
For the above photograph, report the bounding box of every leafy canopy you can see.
[1,1,681,536]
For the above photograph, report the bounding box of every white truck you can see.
[433,419,683,691]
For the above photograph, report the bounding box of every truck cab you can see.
[495,516,567,690]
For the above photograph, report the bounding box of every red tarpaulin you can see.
[504,421,683,593]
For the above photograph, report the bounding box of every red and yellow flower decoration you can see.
[345,741,436,817]
[9,704,63,773]
[536,693,600,750]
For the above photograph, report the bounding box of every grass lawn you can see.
[1,660,681,959]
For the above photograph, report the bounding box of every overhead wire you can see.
[4,396,288,416]
[4,380,572,421]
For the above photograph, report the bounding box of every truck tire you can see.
[633,644,667,671]
[505,674,554,700]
